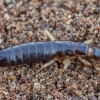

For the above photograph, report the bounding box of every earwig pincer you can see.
[0,41,100,67]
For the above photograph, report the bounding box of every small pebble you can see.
[47,95,53,100]
[18,36,26,41]
[6,85,10,89]
[21,85,27,91]
[21,17,26,22]
[18,92,24,96]
[40,21,47,29]
[4,0,11,4]
[72,83,78,90]
[0,90,3,94]
[34,83,41,91]
[66,24,71,31]
[8,75,16,81]
[20,76,27,83]
[3,91,8,95]
[72,96,83,100]
[12,37,18,44]
[32,93,37,100]
[88,87,94,92]
[6,25,11,30]
[0,39,3,45]
[11,81,16,86]
[9,71,14,75]
[10,23,16,28]
[91,96,97,100]
[29,76,33,81]
[53,30,58,34]
[28,31,33,38]
[4,13,10,20]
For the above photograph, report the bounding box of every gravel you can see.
[0,0,100,99]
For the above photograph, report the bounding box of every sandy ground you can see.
[0,0,100,100]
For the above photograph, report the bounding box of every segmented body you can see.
[0,41,100,67]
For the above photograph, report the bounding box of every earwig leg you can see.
[78,57,91,66]
[59,56,76,75]
[34,58,57,75]
[62,59,71,72]
[34,56,68,75]
[44,30,56,41]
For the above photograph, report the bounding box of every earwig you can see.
[0,41,100,67]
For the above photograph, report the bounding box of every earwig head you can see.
[93,47,100,59]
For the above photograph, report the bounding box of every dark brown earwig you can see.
[0,41,99,67]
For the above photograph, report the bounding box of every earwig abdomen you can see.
[51,42,57,57]
[64,41,75,56]
[13,45,23,65]
[20,43,30,64]
[0,41,99,67]
[6,47,16,66]
[0,41,56,67]
[44,42,52,59]
[56,41,65,56]
[28,42,37,62]
[37,42,44,61]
